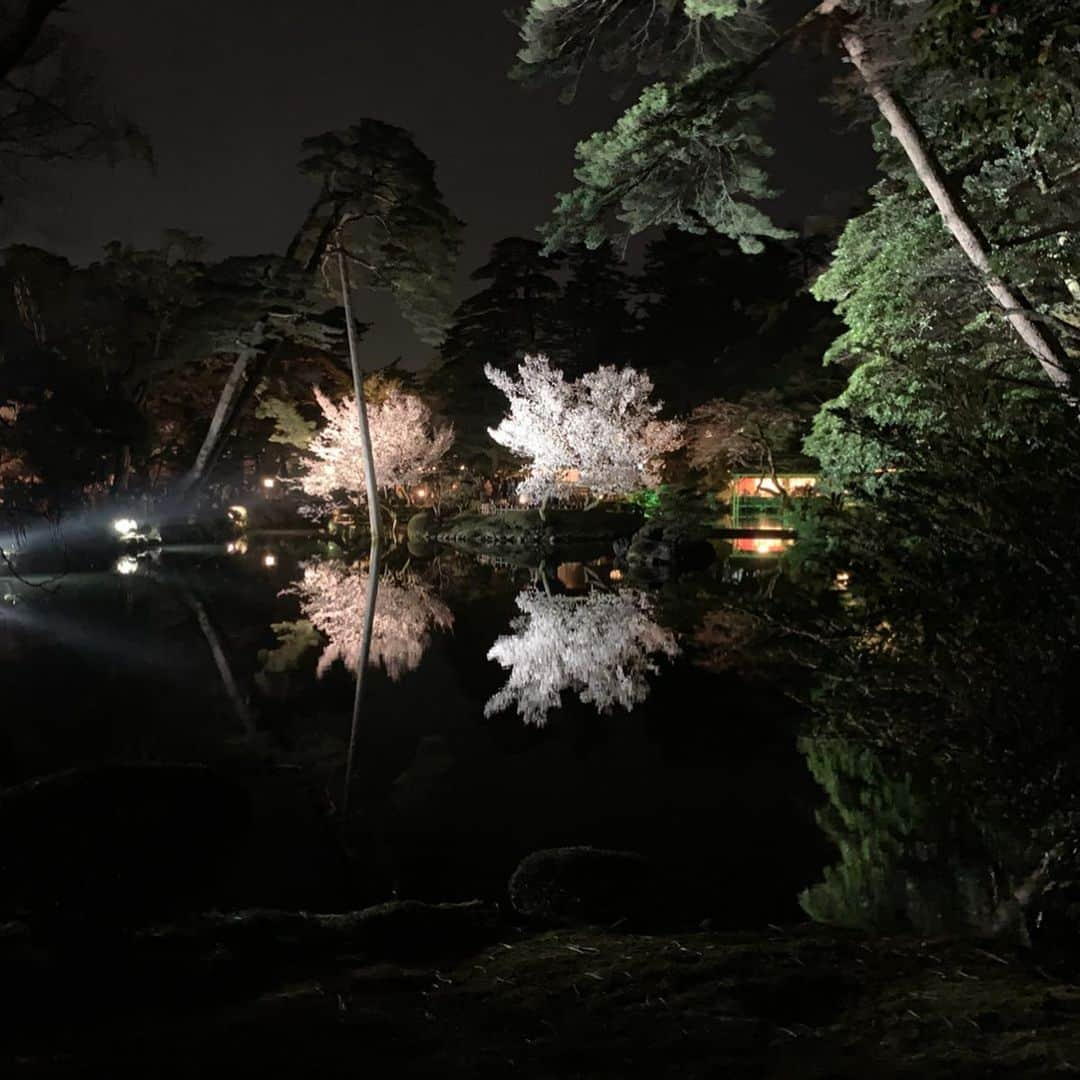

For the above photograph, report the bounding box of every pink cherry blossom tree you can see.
[484,354,683,509]
[295,386,453,514]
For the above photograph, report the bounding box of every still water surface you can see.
[1,535,829,924]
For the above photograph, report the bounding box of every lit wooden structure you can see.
[728,473,817,557]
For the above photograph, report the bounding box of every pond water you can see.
[2,532,836,926]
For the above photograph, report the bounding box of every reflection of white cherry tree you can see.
[290,560,453,681]
[485,588,679,727]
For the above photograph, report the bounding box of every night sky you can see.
[4,0,874,366]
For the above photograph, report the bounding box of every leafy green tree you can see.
[291,120,464,346]
[799,738,1001,935]
[511,0,1076,395]
[184,121,463,509]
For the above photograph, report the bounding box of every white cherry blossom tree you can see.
[289,559,453,681]
[485,587,679,726]
[485,354,683,508]
[295,387,453,512]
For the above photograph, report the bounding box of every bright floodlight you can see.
[113,518,138,537]
[115,555,139,576]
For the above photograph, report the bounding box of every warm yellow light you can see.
[416,487,427,499]
[835,571,851,590]
[263,553,277,568]
[609,568,623,582]
[262,477,276,489]
[227,505,248,522]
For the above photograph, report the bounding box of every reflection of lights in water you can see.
[261,477,276,489]
[609,568,623,582]
[113,518,138,537]
[263,553,277,568]
[115,555,140,575]
[732,535,794,556]
[226,538,249,556]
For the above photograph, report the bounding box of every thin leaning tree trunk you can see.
[342,537,382,815]
[181,323,268,493]
[840,26,1076,399]
[338,250,383,545]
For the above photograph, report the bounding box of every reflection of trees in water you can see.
[485,588,679,727]
[798,738,1011,936]
[778,392,1080,939]
[288,560,453,681]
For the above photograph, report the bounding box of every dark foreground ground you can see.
[6,915,1080,1078]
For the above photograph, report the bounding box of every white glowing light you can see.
[415,487,427,499]
[113,518,138,537]
[518,493,529,505]
[115,555,139,575]
[263,554,277,568]
[262,477,276,489]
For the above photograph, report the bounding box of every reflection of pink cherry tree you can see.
[289,559,453,681]
[485,355,682,510]
[485,588,679,727]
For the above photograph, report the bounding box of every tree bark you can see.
[338,251,383,546]
[182,587,255,739]
[342,537,381,815]
[840,26,1076,399]
[180,326,267,493]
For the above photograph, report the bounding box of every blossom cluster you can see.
[295,387,453,508]
[485,355,683,505]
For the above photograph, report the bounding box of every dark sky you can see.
[5,0,874,367]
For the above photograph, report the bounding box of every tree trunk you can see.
[343,537,382,815]
[182,587,254,739]
[840,26,1076,399]
[338,251,383,546]
[180,336,266,493]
